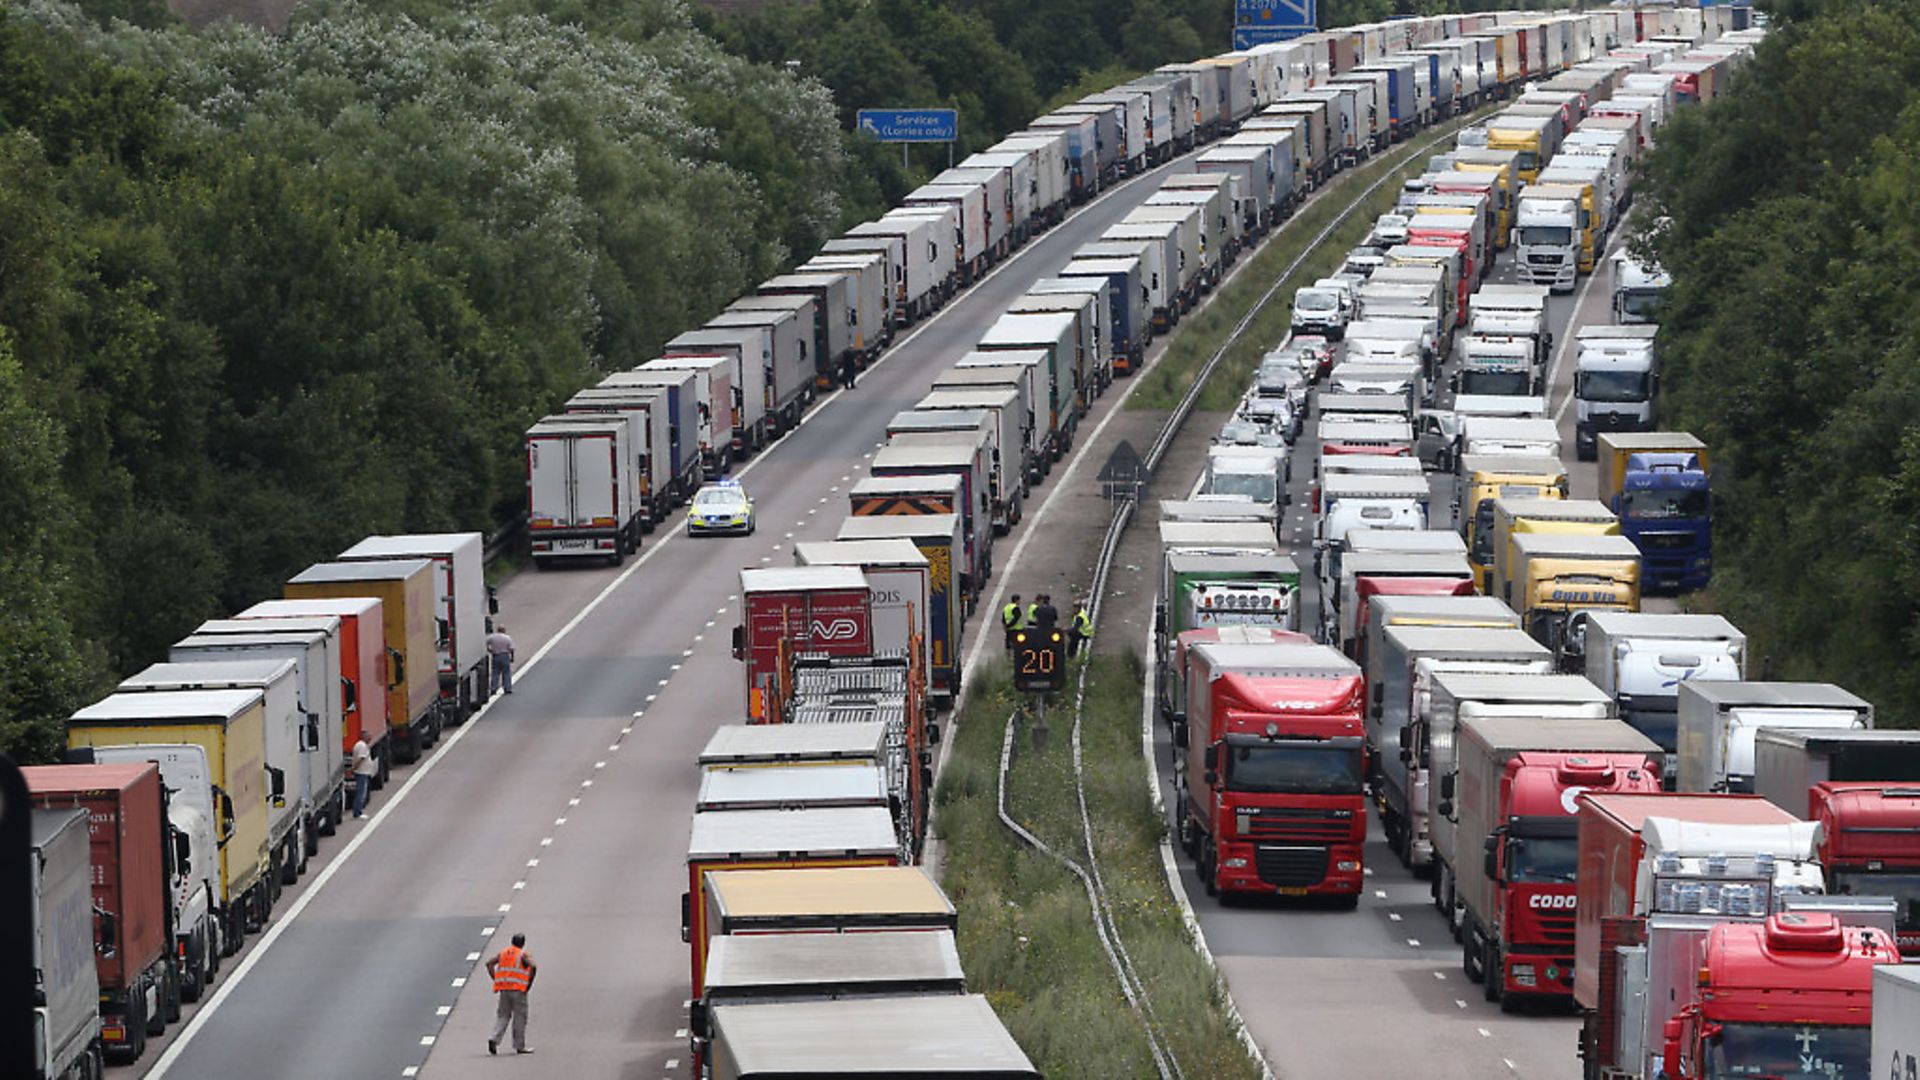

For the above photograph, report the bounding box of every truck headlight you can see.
[1223,857,1249,869]
[1335,859,1359,872]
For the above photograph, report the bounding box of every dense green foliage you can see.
[0,0,849,758]
[1640,0,1920,725]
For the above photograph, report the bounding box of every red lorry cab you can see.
[735,567,873,722]
[1180,641,1367,903]
[1812,782,1920,958]
[1660,914,1894,1080]
[24,763,172,1053]
[1347,574,1476,659]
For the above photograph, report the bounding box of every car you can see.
[687,480,754,536]
[1370,212,1411,248]
[1290,334,1336,379]
[1343,250,1386,277]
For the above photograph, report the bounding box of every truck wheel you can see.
[1462,920,1485,983]
[182,927,207,1002]
[297,828,311,874]
[609,542,625,567]
[270,851,286,897]
[1176,809,1198,858]
[115,991,148,1063]
[1483,939,1502,1003]
[280,837,298,885]
[1200,840,1219,898]
[161,960,182,1025]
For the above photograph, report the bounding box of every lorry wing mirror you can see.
[1171,720,1188,750]
[1438,799,1453,819]
[267,766,286,806]
[1204,770,1218,788]
[96,907,117,954]
[1439,773,1455,801]
[1397,727,1411,750]
[488,585,500,616]
[218,789,236,840]
[688,999,710,1041]
[730,626,745,660]
[389,648,405,689]
[305,713,321,752]
[1202,745,1218,772]
[1483,834,1500,880]
[680,892,692,944]
[926,722,941,746]
[341,676,357,714]
[173,830,191,876]
[1371,683,1384,709]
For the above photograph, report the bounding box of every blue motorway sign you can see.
[855,108,959,143]
[1234,0,1316,49]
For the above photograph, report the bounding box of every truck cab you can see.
[1514,188,1580,292]
[1577,611,1745,783]
[1455,334,1538,397]
[1177,642,1368,905]
[1612,251,1670,323]
[1573,326,1659,460]
[1815,783,1920,958]
[1457,454,1568,590]
[1508,532,1643,657]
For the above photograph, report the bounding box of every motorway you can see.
[129,148,1242,1080]
[1132,209,1671,1079]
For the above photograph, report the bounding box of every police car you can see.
[687,480,754,536]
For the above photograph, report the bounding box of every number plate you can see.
[553,538,595,552]
[1278,886,1309,896]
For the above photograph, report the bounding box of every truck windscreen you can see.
[1617,288,1662,321]
[1209,473,1276,503]
[1830,870,1920,934]
[1507,835,1577,884]
[1518,225,1572,246]
[1701,1023,1870,1080]
[1460,370,1530,396]
[1623,489,1709,520]
[1575,369,1651,402]
[1225,743,1363,796]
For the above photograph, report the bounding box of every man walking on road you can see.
[487,625,516,695]
[1002,594,1026,651]
[486,932,537,1055]
[1069,600,1094,659]
[351,735,375,819]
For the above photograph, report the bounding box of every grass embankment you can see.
[938,653,1262,1079]
[1130,108,1496,414]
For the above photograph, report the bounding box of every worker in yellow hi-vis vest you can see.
[1069,600,1094,659]
[1002,594,1026,651]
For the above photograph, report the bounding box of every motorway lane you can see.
[133,153,1204,1080]
[1132,205,1653,1078]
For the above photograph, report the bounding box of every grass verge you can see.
[938,652,1262,1079]
[1129,108,1497,414]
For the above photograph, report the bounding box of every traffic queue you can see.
[1149,20,1920,1080]
[27,532,495,1077]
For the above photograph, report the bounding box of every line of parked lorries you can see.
[658,9,1792,1075]
[26,533,496,1079]
[1146,20,1920,1080]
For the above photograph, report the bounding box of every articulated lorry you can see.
[1572,794,1832,1080]
[30,808,104,1080]
[1676,681,1874,794]
[339,532,492,720]
[285,558,444,764]
[1597,432,1712,593]
[1449,715,1661,1010]
[1370,625,1552,869]
[1573,326,1659,461]
[1577,612,1744,782]
[1176,642,1367,905]
[1155,551,1302,725]
[1506,533,1642,659]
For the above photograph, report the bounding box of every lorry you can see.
[680,806,902,997]
[1578,612,1745,780]
[1597,432,1713,593]
[339,532,491,719]
[1202,446,1287,519]
[523,414,646,564]
[285,558,443,764]
[124,654,315,886]
[1370,625,1553,867]
[976,312,1081,455]
[1572,794,1831,1080]
[24,764,176,1064]
[1314,472,1430,590]
[237,596,389,788]
[836,515,964,707]
[1331,551,1476,659]
[1514,184,1581,291]
[1676,681,1875,795]
[695,929,965,1032]
[1058,254,1149,373]
[792,539,931,699]
[1489,497,1619,608]
[1458,454,1568,588]
[29,808,104,1080]
[565,382,678,525]
[1806,782,1920,957]
[1421,672,1614,932]
[704,304,814,434]
[1612,251,1669,323]
[871,441,990,598]
[1449,715,1662,1009]
[1872,966,1920,1080]
[598,368,706,498]
[1454,334,1537,397]
[67,691,272,963]
[1573,326,1659,460]
[1507,532,1643,655]
[637,355,736,475]
[704,995,1037,1080]
[1175,641,1368,905]
[734,566,872,722]
[1155,552,1302,724]
[912,389,1029,522]
[1754,728,1920,819]
[666,325,774,455]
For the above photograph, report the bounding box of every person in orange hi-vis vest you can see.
[485,933,538,1055]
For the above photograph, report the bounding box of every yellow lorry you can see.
[1446,150,1520,244]
[1486,115,1555,183]
[1490,497,1620,605]
[1507,532,1641,656]
[1457,454,1568,591]
[68,688,273,952]
[286,559,443,764]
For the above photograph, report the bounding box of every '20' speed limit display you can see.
[1012,630,1067,693]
